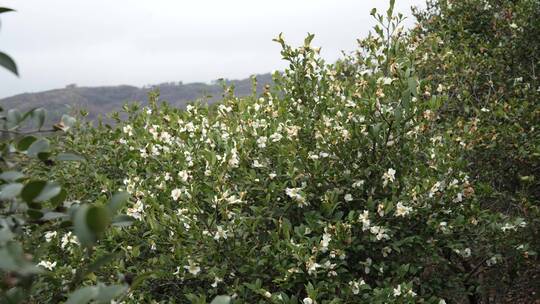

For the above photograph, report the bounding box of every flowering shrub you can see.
[20,2,536,303]
[2,0,537,303]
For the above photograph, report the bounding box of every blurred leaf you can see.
[0,51,18,76]
[27,209,43,220]
[32,108,46,130]
[0,242,41,275]
[33,182,61,202]
[211,295,231,304]
[94,284,128,302]
[50,188,67,207]
[6,109,21,128]
[56,152,85,162]
[65,286,98,304]
[0,8,15,14]
[20,181,46,203]
[27,138,50,157]
[107,191,129,215]
[0,183,23,200]
[111,215,135,227]
[17,136,37,151]
[73,205,95,246]
[86,206,110,235]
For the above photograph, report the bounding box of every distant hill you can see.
[0,73,273,122]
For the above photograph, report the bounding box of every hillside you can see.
[0,73,273,121]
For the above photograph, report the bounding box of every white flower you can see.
[178,170,190,182]
[171,188,182,201]
[44,231,57,242]
[349,279,365,295]
[382,168,396,187]
[184,261,201,275]
[264,291,272,298]
[122,124,133,136]
[228,147,240,168]
[214,226,228,240]
[344,194,353,202]
[285,187,307,207]
[126,199,144,220]
[37,260,57,271]
[303,297,314,304]
[257,136,268,148]
[393,285,402,296]
[269,133,283,142]
[211,276,223,288]
[252,159,265,168]
[320,233,332,252]
[61,232,79,249]
[439,300,447,304]
[395,202,412,217]
[359,210,370,231]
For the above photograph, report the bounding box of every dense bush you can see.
[17,1,536,303]
[2,0,538,303]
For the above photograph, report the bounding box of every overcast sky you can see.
[0,0,424,98]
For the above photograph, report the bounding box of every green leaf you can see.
[74,205,110,246]
[94,284,128,302]
[27,138,50,157]
[210,295,231,304]
[6,109,21,128]
[17,136,37,151]
[111,215,135,227]
[0,171,24,182]
[65,286,98,304]
[0,51,18,76]
[0,8,15,14]
[73,205,95,246]
[56,152,85,161]
[33,182,61,202]
[107,191,129,215]
[0,183,23,200]
[87,206,111,235]
[32,108,46,130]
[27,209,43,220]
[50,188,67,207]
[20,181,46,203]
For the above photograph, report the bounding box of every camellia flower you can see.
[395,202,413,217]
[37,260,57,271]
[285,187,307,207]
[303,297,314,304]
[171,188,182,201]
[382,168,396,187]
[44,231,57,242]
[184,260,201,275]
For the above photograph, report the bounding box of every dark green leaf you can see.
[17,136,37,151]
[0,51,18,76]
[0,8,15,14]
[86,206,110,235]
[21,181,46,203]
